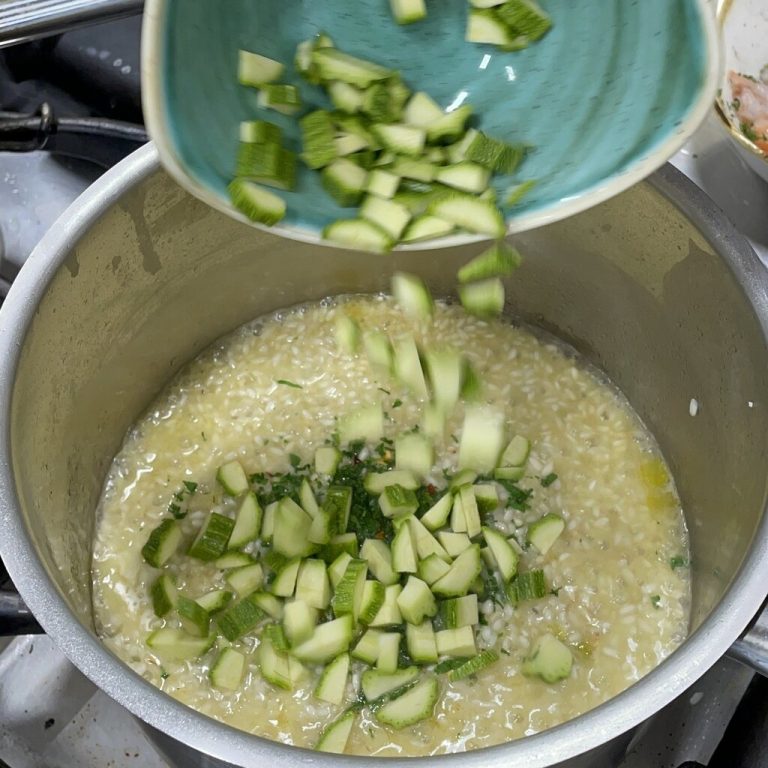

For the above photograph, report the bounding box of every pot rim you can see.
[1,143,768,767]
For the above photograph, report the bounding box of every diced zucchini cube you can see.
[458,406,506,474]
[379,483,419,518]
[314,652,351,705]
[391,519,418,573]
[360,539,399,586]
[420,493,453,531]
[339,404,384,445]
[391,272,434,320]
[296,559,331,609]
[435,626,477,658]
[292,615,355,663]
[370,584,403,627]
[406,620,439,663]
[395,432,434,478]
[284,599,319,646]
[397,576,437,625]
[418,553,451,585]
[376,632,401,673]
[521,633,572,683]
[273,498,315,558]
[315,445,341,476]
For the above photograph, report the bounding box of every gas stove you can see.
[1,15,768,768]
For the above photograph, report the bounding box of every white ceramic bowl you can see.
[715,0,768,183]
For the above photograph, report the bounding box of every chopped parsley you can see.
[333,442,394,544]
[540,472,558,488]
[167,479,198,518]
[275,379,302,389]
[481,569,507,607]
[497,480,533,510]
[650,595,661,608]
[168,502,184,519]
[288,453,301,468]
[377,387,390,395]
[392,399,403,408]
[741,121,759,142]
[251,465,311,506]
[670,555,689,570]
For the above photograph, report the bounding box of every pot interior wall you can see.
[10,167,768,640]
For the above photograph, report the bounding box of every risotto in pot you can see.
[92,293,689,756]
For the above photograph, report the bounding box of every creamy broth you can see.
[92,296,689,755]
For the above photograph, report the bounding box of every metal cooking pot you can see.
[1,144,767,767]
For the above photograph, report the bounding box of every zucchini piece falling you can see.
[401,215,454,243]
[428,194,506,238]
[257,84,302,116]
[323,219,394,253]
[458,242,523,283]
[228,179,286,226]
[238,50,284,87]
[459,277,506,318]
[359,196,412,240]
[496,0,552,41]
[391,272,434,319]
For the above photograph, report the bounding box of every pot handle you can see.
[0,561,43,635]
[0,0,144,48]
[727,601,768,677]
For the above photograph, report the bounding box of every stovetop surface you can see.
[1,13,767,768]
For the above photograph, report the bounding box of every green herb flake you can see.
[497,480,533,510]
[168,502,186,519]
[276,379,303,389]
[540,472,558,488]
[482,570,507,607]
[650,595,661,608]
[289,453,301,468]
[377,387,391,395]
[183,481,198,494]
[670,555,689,570]
[392,399,403,408]
[333,451,394,545]
[741,121,759,142]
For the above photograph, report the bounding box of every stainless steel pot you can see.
[1,143,768,768]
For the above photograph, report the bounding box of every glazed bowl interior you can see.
[4,154,768,761]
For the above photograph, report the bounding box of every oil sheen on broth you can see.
[92,296,690,756]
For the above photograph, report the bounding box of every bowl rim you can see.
[713,0,768,165]
[2,143,768,766]
[141,0,723,250]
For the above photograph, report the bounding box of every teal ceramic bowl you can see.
[142,0,719,248]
